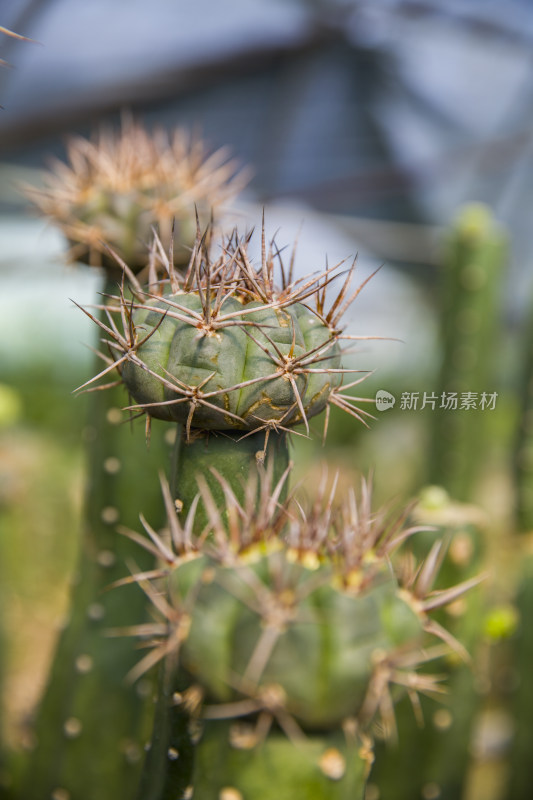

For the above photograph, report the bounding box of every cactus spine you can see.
[431,204,506,500]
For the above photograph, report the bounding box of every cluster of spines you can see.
[76,222,377,444]
[117,466,481,741]
[103,467,483,800]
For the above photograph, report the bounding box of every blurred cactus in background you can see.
[25,116,246,272]
[513,286,533,534]
[506,551,533,800]
[431,203,507,501]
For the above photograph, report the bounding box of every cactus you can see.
[504,550,533,800]
[25,117,245,272]
[126,469,478,800]
[18,124,244,800]
[76,223,479,798]
[431,204,507,500]
[80,223,373,514]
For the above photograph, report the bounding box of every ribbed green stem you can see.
[430,205,506,500]
[21,279,168,800]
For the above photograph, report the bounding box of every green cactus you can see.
[431,203,507,500]
[120,294,341,431]
[125,469,476,800]
[503,549,533,800]
[170,427,290,532]
[81,223,370,508]
[415,204,508,797]
[77,224,478,799]
[505,280,533,797]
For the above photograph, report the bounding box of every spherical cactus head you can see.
[129,470,474,737]
[83,223,374,440]
[25,117,246,272]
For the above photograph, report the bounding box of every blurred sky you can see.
[1,0,533,375]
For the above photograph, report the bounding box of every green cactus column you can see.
[0,386,24,797]
[171,427,290,526]
[431,204,507,500]
[505,550,533,800]
[21,280,169,800]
